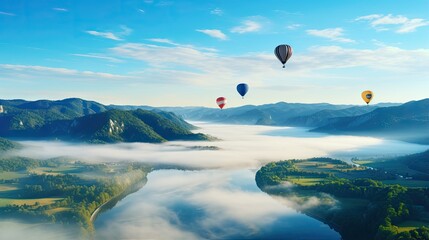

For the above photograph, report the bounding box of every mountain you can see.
[0,99,208,143]
[0,98,107,137]
[159,102,400,127]
[160,102,355,125]
[1,98,107,118]
[285,105,380,127]
[48,109,209,143]
[313,99,429,144]
[358,149,429,180]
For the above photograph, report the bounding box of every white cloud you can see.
[210,8,223,16]
[287,24,302,30]
[108,40,429,89]
[196,29,228,40]
[306,28,355,43]
[86,25,132,41]
[231,20,262,33]
[119,25,132,35]
[71,53,122,63]
[86,30,122,41]
[138,8,145,13]
[147,38,177,45]
[356,14,429,33]
[147,38,218,52]
[355,14,383,21]
[0,11,15,16]
[0,64,129,81]
[53,8,68,12]
[397,18,429,33]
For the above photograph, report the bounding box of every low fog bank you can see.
[95,169,338,240]
[0,220,78,240]
[9,122,428,170]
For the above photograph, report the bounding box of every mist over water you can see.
[95,169,340,240]
[3,122,428,239]
[11,122,427,169]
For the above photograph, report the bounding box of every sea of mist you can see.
[2,122,428,239]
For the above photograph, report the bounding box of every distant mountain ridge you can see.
[156,100,427,144]
[155,102,400,126]
[312,99,429,144]
[1,97,427,144]
[0,98,208,143]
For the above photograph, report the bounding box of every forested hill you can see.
[0,98,208,143]
[312,98,429,144]
[0,137,19,151]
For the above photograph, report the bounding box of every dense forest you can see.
[256,158,429,240]
[0,156,150,236]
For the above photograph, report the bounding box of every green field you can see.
[44,207,72,215]
[0,184,19,192]
[0,197,63,207]
[30,165,82,176]
[288,177,326,186]
[397,220,429,232]
[0,171,27,180]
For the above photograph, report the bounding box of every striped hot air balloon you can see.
[274,44,293,68]
[216,97,226,109]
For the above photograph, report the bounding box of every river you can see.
[92,123,428,239]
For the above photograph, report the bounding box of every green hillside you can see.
[0,98,208,143]
[0,137,19,151]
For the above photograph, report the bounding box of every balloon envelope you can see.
[216,97,226,109]
[361,90,374,104]
[236,83,249,98]
[274,44,293,68]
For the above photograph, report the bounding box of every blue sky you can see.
[0,0,428,107]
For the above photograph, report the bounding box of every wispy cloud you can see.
[0,64,129,81]
[231,20,262,34]
[86,25,132,41]
[147,38,218,52]
[138,9,145,14]
[53,8,68,12]
[147,38,177,45]
[287,24,302,30]
[109,40,429,89]
[355,14,429,33]
[119,25,132,35]
[0,11,15,16]
[196,29,228,40]
[71,53,122,63]
[306,28,355,43]
[210,8,223,16]
[86,30,122,41]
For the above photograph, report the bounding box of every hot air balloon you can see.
[361,90,374,105]
[274,44,293,68]
[216,97,226,109]
[236,83,249,99]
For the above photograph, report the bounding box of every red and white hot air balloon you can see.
[216,97,226,109]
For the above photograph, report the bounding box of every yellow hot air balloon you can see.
[361,90,374,104]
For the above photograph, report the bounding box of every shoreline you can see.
[90,177,148,223]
